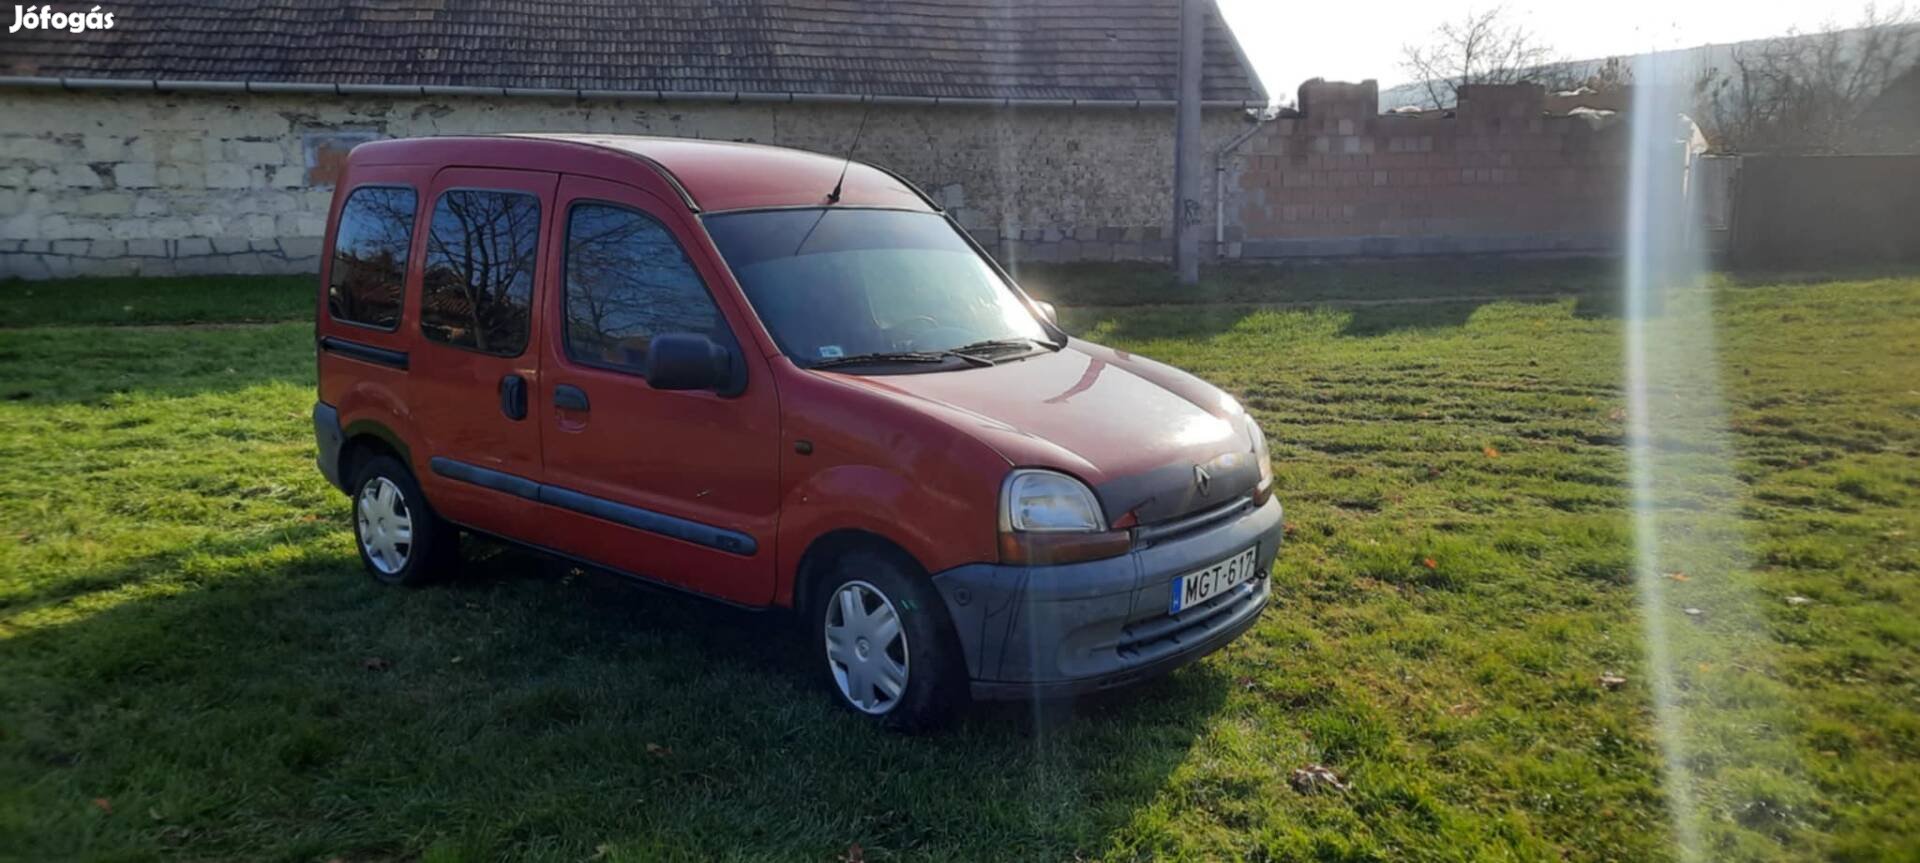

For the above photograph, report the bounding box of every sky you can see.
[1215,0,1894,100]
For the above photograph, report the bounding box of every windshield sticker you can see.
[818,345,845,358]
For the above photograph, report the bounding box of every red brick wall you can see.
[1229,81,1631,258]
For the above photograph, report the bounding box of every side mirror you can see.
[1034,300,1058,324]
[646,333,732,392]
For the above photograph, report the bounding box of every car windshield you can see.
[703,209,1051,369]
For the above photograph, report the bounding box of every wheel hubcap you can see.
[356,477,413,575]
[824,580,909,714]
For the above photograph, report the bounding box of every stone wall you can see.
[1225,80,1632,258]
[0,88,1251,279]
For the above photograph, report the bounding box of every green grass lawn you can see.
[1,266,1916,861]
[0,275,312,328]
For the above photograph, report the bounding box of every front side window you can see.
[327,185,416,329]
[563,202,723,373]
[702,209,1049,370]
[419,189,541,356]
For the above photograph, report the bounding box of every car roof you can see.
[346,133,937,214]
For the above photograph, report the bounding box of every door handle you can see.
[554,384,590,412]
[499,374,527,421]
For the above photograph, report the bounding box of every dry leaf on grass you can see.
[1289,764,1349,794]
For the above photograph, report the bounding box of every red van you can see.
[313,134,1283,728]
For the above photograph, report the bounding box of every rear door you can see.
[408,168,558,540]
[534,174,780,604]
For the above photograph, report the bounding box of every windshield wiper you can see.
[810,350,993,370]
[951,337,1051,357]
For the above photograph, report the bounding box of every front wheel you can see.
[811,549,965,731]
[349,454,454,586]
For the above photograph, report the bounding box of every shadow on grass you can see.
[1062,288,1625,345]
[1337,301,1489,337]
[0,519,345,614]
[0,274,311,329]
[0,533,1229,861]
[0,321,312,404]
[1339,290,1625,336]
[1018,256,1621,308]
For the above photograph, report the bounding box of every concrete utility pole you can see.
[1171,0,1205,285]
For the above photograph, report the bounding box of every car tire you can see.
[348,453,454,587]
[810,547,966,731]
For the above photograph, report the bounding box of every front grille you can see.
[1116,575,1263,661]
[1131,495,1254,549]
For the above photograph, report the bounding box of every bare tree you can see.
[1572,56,1633,93]
[1399,6,1562,109]
[1694,3,1919,153]
[422,190,541,354]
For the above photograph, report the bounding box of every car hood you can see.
[826,339,1258,526]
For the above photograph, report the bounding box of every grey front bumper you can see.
[932,495,1283,700]
[313,401,346,492]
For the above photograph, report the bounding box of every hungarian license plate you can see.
[1169,546,1258,614]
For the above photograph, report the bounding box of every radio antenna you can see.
[826,101,874,204]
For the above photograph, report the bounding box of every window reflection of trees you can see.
[564,204,720,371]
[420,190,541,356]
[327,187,416,328]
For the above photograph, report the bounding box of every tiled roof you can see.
[2,0,1266,103]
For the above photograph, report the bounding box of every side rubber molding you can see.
[933,495,1283,699]
[429,457,758,556]
[428,456,539,499]
[312,401,346,492]
[319,335,409,370]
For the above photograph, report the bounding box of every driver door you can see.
[534,175,780,605]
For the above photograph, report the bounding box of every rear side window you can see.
[327,185,416,329]
[562,202,722,373]
[420,190,541,356]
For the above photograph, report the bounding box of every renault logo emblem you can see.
[1194,464,1212,496]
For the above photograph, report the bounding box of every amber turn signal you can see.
[998,530,1132,565]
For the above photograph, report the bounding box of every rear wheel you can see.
[810,548,965,731]
[349,454,454,586]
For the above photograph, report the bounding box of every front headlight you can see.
[998,469,1130,565]
[1248,415,1274,498]
[1002,469,1105,532]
